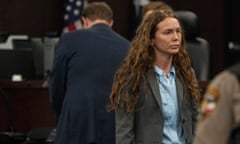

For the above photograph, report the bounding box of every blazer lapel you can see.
[147,70,162,108]
[176,76,184,115]
[146,70,185,113]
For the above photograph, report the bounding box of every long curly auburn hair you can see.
[109,10,201,113]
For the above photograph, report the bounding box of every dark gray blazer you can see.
[116,70,199,144]
[49,23,130,144]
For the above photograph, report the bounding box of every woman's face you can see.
[152,17,182,57]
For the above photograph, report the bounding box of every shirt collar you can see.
[154,65,176,78]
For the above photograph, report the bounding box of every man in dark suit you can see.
[49,2,130,144]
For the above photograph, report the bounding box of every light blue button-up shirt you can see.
[154,65,184,144]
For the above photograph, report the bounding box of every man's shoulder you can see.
[114,33,130,44]
[228,63,240,81]
[60,29,93,42]
[65,28,90,36]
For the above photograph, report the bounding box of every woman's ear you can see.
[151,39,155,47]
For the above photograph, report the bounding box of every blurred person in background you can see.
[193,63,240,144]
[142,1,174,19]
[130,0,174,39]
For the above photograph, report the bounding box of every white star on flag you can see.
[63,0,86,32]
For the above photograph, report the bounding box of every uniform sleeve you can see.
[49,35,68,120]
[193,71,239,144]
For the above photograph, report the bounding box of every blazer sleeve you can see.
[116,95,135,144]
[49,35,68,120]
[191,69,200,134]
[191,95,200,135]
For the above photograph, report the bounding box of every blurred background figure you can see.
[130,1,174,38]
[142,1,174,19]
[193,63,240,144]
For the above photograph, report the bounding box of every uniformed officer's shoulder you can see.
[210,70,237,85]
[199,70,239,119]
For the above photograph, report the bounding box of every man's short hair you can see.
[82,2,113,23]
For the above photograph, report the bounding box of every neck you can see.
[83,18,113,28]
[89,20,111,27]
[155,55,173,74]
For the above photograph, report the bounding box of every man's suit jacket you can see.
[116,70,199,144]
[49,23,130,144]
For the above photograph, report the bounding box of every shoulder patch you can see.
[200,87,220,119]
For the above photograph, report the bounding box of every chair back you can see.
[175,10,210,81]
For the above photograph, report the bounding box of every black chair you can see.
[175,10,210,81]
[31,38,44,79]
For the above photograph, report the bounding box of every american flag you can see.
[63,0,86,32]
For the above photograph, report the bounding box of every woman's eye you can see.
[163,31,171,34]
